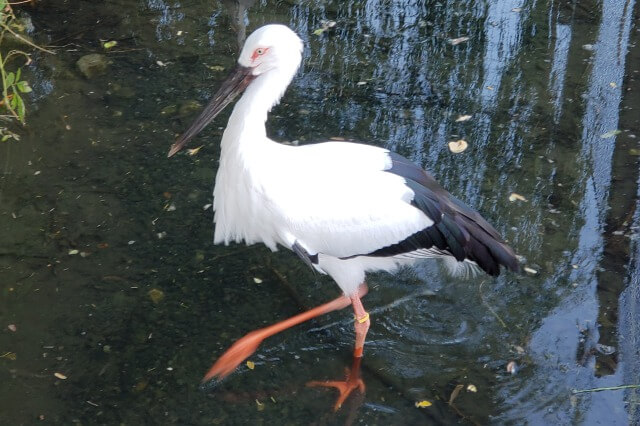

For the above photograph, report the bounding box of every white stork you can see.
[168,24,518,410]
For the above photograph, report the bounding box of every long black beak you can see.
[167,65,256,157]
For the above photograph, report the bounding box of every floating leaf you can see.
[134,379,149,392]
[609,82,617,88]
[207,65,225,72]
[455,114,472,122]
[508,193,527,202]
[313,20,336,36]
[253,277,263,284]
[506,361,518,374]
[7,324,16,332]
[54,372,68,380]
[466,384,477,392]
[148,288,165,304]
[68,249,79,255]
[246,360,255,370]
[511,7,522,12]
[523,266,538,275]
[103,40,118,49]
[0,351,17,360]
[187,145,204,156]
[448,384,464,404]
[448,36,469,46]
[415,400,432,408]
[600,129,621,139]
[448,139,468,153]
[255,399,265,411]
[629,149,640,156]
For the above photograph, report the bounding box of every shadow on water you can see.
[0,0,639,424]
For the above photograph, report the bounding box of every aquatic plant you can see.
[0,0,52,140]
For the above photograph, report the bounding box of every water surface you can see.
[1,0,639,424]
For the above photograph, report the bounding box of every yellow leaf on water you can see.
[255,399,265,411]
[0,351,17,360]
[466,384,478,392]
[415,400,432,408]
[103,40,118,49]
[448,139,468,153]
[508,193,527,202]
[54,372,67,380]
[455,114,472,122]
[148,288,165,304]
[523,266,538,275]
[187,145,203,156]
[246,360,255,370]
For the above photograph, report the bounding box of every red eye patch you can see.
[250,47,269,61]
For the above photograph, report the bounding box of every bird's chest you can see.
[211,151,287,250]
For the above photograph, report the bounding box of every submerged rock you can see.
[76,53,109,79]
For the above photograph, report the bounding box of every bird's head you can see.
[167,24,303,157]
[238,24,303,78]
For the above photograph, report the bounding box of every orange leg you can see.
[306,290,370,411]
[202,283,369,383]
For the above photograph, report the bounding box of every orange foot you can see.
[307,357,365,411]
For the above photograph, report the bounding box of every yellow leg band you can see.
[355,312,370,324]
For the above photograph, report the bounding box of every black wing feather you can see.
[359,152,519,276]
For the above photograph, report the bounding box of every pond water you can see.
[1,0,639,424]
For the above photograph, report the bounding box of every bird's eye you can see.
[256,48,265,55]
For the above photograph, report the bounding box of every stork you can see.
[167,24,519,410]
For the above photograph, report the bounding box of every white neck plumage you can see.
[221,64,298,154]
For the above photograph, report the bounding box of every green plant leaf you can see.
[10,94,17,109]
[16,81,31,93]
[6,72,15,86]
[15,67,21,82]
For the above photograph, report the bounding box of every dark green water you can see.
[1,0,639,424]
